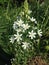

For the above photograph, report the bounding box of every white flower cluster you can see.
[10,10,42,50]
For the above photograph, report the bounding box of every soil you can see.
[27,56,48,65]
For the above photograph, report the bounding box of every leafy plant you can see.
[0,0,49,65]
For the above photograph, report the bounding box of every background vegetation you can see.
[0,0,49,65]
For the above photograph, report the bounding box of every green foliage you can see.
[0,0,8,2]
[0,0,49,65]
[24,0,29,13]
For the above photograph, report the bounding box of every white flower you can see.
[28,10,32,14]
[16,19,24,26]
[22,23,30,30]
[22,42,29,49]
[30,17,36,22]
[38,29,42,37]
[34,21,37,24]
[29,30,36,39]
[13,21,17,30]
[10,36,15,44]
[14,32,22,42]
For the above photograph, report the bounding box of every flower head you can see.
[22,42,29,49]
[29,30,36,39]
[16,19,24,26]
[28,10,32,14]
[10,36,15,44]
[14,32,22,42]
[13,21,17,30]
[22,23,30,31]
[30,17,36,22]
[38,29,42,37]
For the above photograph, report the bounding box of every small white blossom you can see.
[13,21,17,30]
[10,36,15,44]
[14,32,22,42]
[35,21,37,24]
[30,17,36,22]
[29,30,36,39]
[28,10,32,14]
[22,42,29,49]
[38,29,42,37]
[22,23,30,30]
[16,19,24,26]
